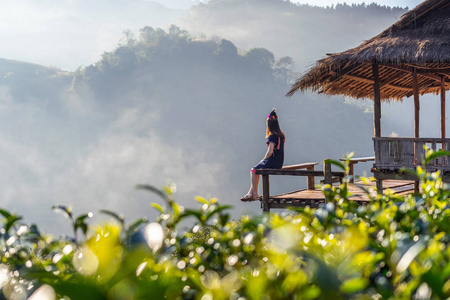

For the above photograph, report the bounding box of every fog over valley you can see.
[0,0,444,234]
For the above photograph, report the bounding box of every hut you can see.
[287,0,450,191]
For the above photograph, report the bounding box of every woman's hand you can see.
[262,142,275,160]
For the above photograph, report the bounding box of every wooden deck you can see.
[261,180,416,210]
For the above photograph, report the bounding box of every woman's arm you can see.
[262,142,275,160]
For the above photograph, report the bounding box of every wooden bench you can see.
[339,156,375,183]
[255,160,345,212]
[281,162,319,190]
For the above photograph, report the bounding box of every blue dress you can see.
[252,134,284,172]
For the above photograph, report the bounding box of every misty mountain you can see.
[0,0,407,71]
[178,0,443,139]
[178,0,407,71]
[0,25,380,234]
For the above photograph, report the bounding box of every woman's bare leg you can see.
[251,172,260,199]
[244,171,260,199]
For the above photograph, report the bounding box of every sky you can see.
[0,0,425,71]
[293,0,422,7]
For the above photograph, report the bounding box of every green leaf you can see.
[424,150,450,165]
[340,278,369,294]
[301,286,321,299]
[99,210,125,226]
[206,205,233,221]
[172,202,182,217]
[126,217,148,235]
[183,210,204,224]
[151,203,165,214]
[324,159,346,171]
[53,281,107,300]
[0,208,11,219]
[400,168,420,179]
[4,215,22,234]
[136,184,169,203]
[423,266,443,298]
[76,213,93,223]
[219,214,230,226]
[74,213,92,236]
[51,205,73,220]
[194,196,209,205]
[75,223,88,236]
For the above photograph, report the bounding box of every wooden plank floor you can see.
[263,180,416,209]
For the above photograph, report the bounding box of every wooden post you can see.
[323,159,332,185]
[372,63,381,138]
[348,162,355,183]
[306,165,315,190]
[376,179,383,195]
[262,174,270,213]
[413,68,420,164]
[413,68,420,190]
[372,63,382,193]
[441,76,446,140]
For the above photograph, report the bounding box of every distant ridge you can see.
[178,0,408,71]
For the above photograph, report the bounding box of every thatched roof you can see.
[287,0,450,101]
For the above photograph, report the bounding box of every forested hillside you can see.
[70,26,376,209]
[0,25,380,232]
[179,0,407,70]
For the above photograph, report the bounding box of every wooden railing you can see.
[373,137,450,172]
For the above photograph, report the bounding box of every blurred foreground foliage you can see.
[1,151,450,299]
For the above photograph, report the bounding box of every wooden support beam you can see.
[255,169,343,177]
[379,71,401,88]
[383,85,412,92]
[413,69,420,164]
[386,64,450,74]
[420,73,450,86]
[343,74,372,84]
[376,179,383,195]
[306,165,315,190]
[442,76,446,140]
[381,64,450,88]
[372,63,382,138]
[413,69,420,138]
[404,64,450,73]
[326,63,361,84]
[262,175,270,213]
[406,81,440,97]
[323,159,332,185]
[343,74,411,92]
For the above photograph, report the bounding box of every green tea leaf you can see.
[340,278,368,294]
[151,203,165,214]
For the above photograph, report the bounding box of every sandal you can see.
[240,194,254,202]
[240,195,260,202]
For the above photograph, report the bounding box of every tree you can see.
[215,39,238,57]
[244,48,275,68]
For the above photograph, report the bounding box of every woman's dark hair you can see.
[266,118,286,141]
